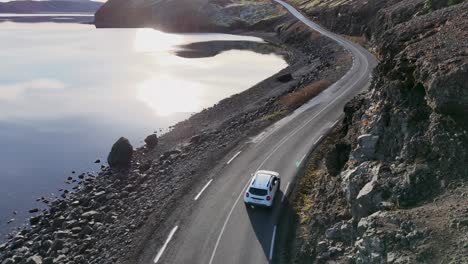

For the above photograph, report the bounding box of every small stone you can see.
[29,208,40,213]
[317,241,328,252]
[54,230,71,239]
[43,257,53,264]
[276,73,293,83]
[29,215,42,225]
[26,255,43,264]
[2,258,14,264]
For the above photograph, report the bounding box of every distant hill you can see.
[0,0,103,13]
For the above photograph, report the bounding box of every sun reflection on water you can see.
[133,27,287,117]
[137,76,204,116]
[133,28,184,52]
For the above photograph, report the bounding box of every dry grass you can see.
[279,80,332,109]
[260,109,286,122]
[343,35,368,47]
[296,169,322,224]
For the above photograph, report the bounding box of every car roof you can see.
[250,172,275,189]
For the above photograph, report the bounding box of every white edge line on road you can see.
[226,151,242,165]
[314,135,324,145]
[154,225,178,263]
[194,179,213,201]
[269,225,278,261]
[297,154,307,166]
[330,119,340,129]
[281,182,291,203]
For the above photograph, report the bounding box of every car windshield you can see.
[249,187,267,196]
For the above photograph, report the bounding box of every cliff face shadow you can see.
[175,40,285,59]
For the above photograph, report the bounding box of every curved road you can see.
[141,1,377,263]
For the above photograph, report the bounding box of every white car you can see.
[244,170,280,208]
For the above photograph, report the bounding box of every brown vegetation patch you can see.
[279,80,331,109]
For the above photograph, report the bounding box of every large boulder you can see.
[354,178,382,219]
[352,134,379,161]
[341,162,374,203]
[144,133,158,149]
[107,137,133,169]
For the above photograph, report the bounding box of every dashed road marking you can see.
[194,179,213,201]
[227,151,242,165]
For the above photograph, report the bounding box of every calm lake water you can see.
[0,21,287,237]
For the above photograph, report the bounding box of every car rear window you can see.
[249,187,267,196]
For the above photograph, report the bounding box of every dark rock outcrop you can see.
[276,73,294,83]
[107,137,133,169]
[144,134,158,150]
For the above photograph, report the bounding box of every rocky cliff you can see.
[279,0,468,263]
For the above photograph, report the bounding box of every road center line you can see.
[226,151,242,165]
[314,135,324,145]
[194,179,213,201]
[281,182,290,203]
[154,225,178,263]
[269,225,278,261]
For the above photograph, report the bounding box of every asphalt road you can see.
[143,1,377,263]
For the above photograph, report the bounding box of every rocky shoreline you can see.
[0,5,353,263]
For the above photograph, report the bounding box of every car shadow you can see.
[245,189,292,263]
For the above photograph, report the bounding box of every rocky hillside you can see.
[94,0,286,31]
[278,0,468,263]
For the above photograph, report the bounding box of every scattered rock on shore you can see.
[276,73,293,83]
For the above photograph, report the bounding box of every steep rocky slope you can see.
[278,0,468,263]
